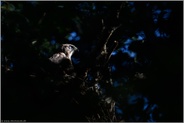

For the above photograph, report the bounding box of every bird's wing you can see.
[49,52,67,64]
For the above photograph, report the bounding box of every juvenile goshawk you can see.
[49,44,78,75]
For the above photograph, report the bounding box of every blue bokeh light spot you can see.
[163,9,172,20]
[136,31,146,40]
[120,47,126,52]
[128,51,137,58]
[150,104,158,111]
[153,9,161,15]
[111,65,116,72]
[113,81,119,87]
[143,103,149,110]
[67,31,80,41]
[111,51,118,56]
[154,29,169,38]
[148,113,155,122]
[124,45,129,49]
[70,31,77,37]
[75,36,80,41]
[124,38,133,45]
[128,94,141,105]
[137,35,143,40]
[155,28,161,37]
[92,5,96,10]
[68,36,73,41]
[50,39,56,45]
[115,106,123,114]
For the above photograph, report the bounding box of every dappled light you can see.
[1,1,183,122]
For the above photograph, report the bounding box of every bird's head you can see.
[61,44,78,59]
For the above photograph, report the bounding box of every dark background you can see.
[1,1,183,122]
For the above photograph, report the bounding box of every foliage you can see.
[1,1,183,122]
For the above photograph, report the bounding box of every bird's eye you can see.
[69,46,73,49]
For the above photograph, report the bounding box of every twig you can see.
[117,2,125,19]
[104,40,119,66]
[38,12,46,24]
[105,24,121,46]
[101,19,106,31]
[97,24,121,61]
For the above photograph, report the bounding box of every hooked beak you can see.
[71,45,79,52]
[75,47,79,52]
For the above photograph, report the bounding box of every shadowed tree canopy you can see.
[1,1,183,122]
